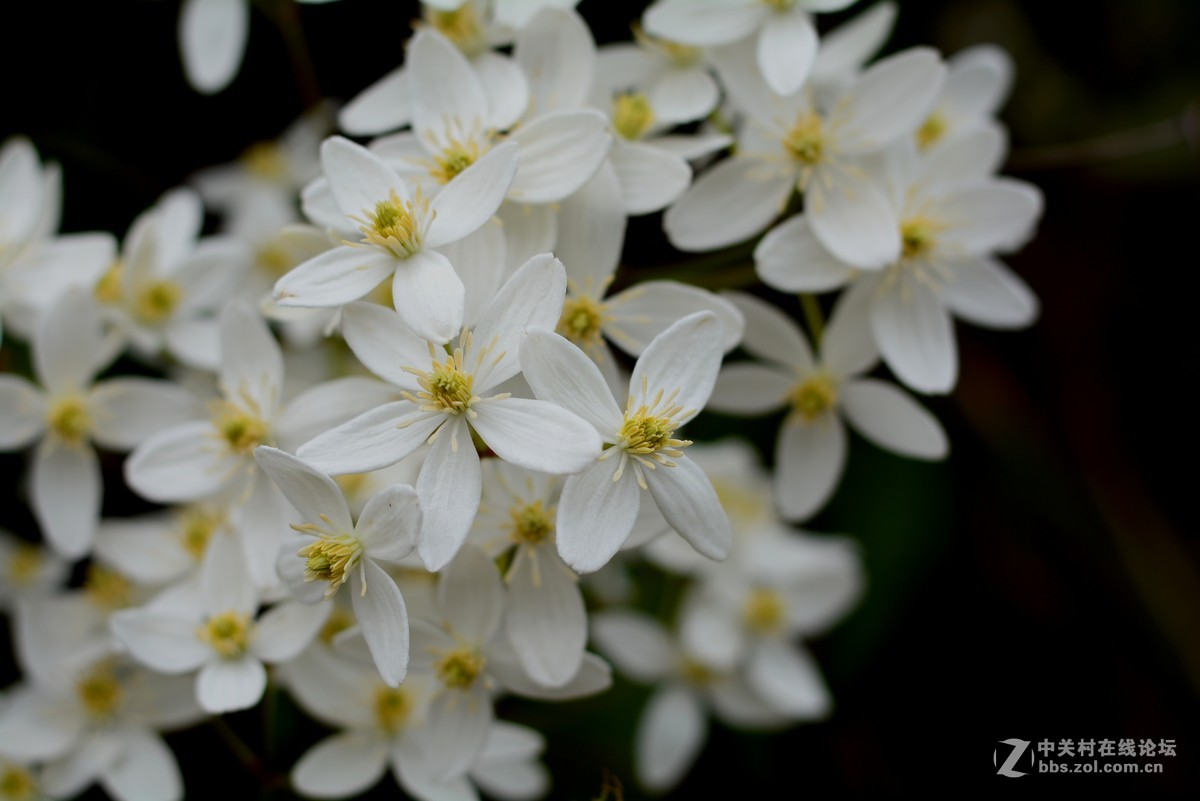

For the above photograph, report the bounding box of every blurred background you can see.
[2,0,1198,795]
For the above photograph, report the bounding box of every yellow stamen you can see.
[680,658,716,686]
[84,564,133,610]
[557,295,608,347]
[319,606,355,645]
[357,189,426,259]
[789,373,837,422]
[435,647,486,690]
[76,663,123,721]
[510,500,555,546]
[211,401,271,455]
[899,216,940,262]
[132,280,182,324]
[179,508,222,560]
[256,242,295,279]
[428,139,480,185]
[916,111,948,151]
[298,534,363,598]
[763,0,798,8]
[0,764,38,801]
[95,261,124,304]
[402,340,478,416]
[423,4,487,58]
[373,686,413,733]
[197,611,253,658]
[742,587,787,634]
[46,396,91,445]
[242,141,288,181]
[783,113,825,167]
[7,544,42,585]
[612,93,656,141]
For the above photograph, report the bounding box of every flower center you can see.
[358,190,425,259]
[790,373,837,421]
[95,260,124,304]
[256,242,295,278]
[557,295,608,347]
[242,141,288,181]
[784,113,825,167]
[424,4,487,58]
[435,647,486,690]
[510,500,555,546]
[612,93,656,141]
[429,139,480,185]
[198,611,254,658]
[84,564,134,610]
[680,658,716,687]
[133,279,182,324]
[373,686,413,734]
[76,663,123,721]
[915,111,949,151]
[619,412,677,455]
[0,764,37,801]
[403,341,478,416]
[763,0,798,9]
[47,396,91,445]
[900,216,940,262]
[7,544,42,585]
[742,588,787,634]
[297,534,364,598]
[211,401,271,455]
[319,607,355,645]
[179,508,221,560]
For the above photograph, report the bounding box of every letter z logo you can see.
[995,739,1032,777]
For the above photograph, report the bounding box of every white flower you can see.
[298,254,603,571]
[643,0,859,96]
[913,44,1014,153]
[708,291,948,519]
[256,445,419,687]
[0,530,68,608]
[0,290,199,557]
[521,311,732,573]
[276,135,518,343]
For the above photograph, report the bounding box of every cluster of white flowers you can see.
[0,1,1041,798]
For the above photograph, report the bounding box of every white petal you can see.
[426,143,520,248]
[919,125,1006,187]
[340,301,432,386]
[629,311,725,418]
[253,445,353,532]
[0,687,85,761]
[811,0,897,84]
[274,246,395,309]
[41,732,123,799]
[643,454,731,561]
[179,0,248,94]
[32,440,100,558]
[755,214,855,293]
[125,421,237,502]
[35,289,108,395]
[610,139,692,215]
[808,178,899,269]
[589,610,674,682]
[635,685,707,792]
[643,0,764,46]
[939,256,1039,329]
[774,415,846,521]
[415,421,482,570]
[356,484,421,560]
[497,202,557,272]
[218,302,283,416]
[100,729,183,801]
[663,157,793,252]
[340,65,411,136]
[706,363,792,415]
[648,67,720,125]
[252,600,329,663]
[475,52,530,132]
[392,249,466,344]
[747,640,831,718]
[299,402,441,475]
[555,460,639,574]
[606,280,743,357]
[471,398,600,474]
[515,7,595,113]
[438,221,507,328]
[679,595,744,670]
[649,131,733,161]
[276,536,328,606]
[292,732,389,799]
[938,180,1043,255]
[506,549,585,687]
[110,610,211,673]
[756,10,818,96]
[94,516,193,584]
[424,685,492,781]
[471,252,567,389]
[88,378,201,451]
[322,135,409,217]
[276,377,403,452]
[407,29,488,145]
[163,317,222,371]
[819,284,878,376]
[943,44,1013,120]
[350,561,410,687]
[0,375,46,448]
[491,646,612,699]
[520,327,623,435]
[438,543,504,644]
[840,378,947,459]
[837,47,946,152]
[506,110,612,204]
[202,528,258,615]
[469,760,546,801]
[554,162,624,293]
[197,656,267,713]
[871,277,958,394]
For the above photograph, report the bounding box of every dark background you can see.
[2,0,1199,796]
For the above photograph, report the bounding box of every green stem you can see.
[800,293,825,348]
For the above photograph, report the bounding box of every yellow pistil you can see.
[94,261,124,304]
[84,564,133,610]
[783,113,825,167]
[357,189,426,259]
[46,396,91,445]
[179,508,222,560]
[557,295,608,347]
[256,242,295,279]
[763,0,798,8]
[916,111,948,151]
[76,663,123,721]
[604,379,693,488]
[242,141,288,181]
[335,473,369,499]
[711,478,767,527]
[423,4,487,58]
[7,544,42,585]
[373,686,413,734]
[789,373,837,422]
[619,412,676,456]
[402,341,478,416]
[900,216,940,262]
[0,764,38,801]
[435,647,486,690]
[428,139,480,185]
[198,611,253,658]
[510,500,555,546]
[742,587,787,635]
[211,401,271,455]
[319,606,355,645]
[680,658,716,687]
[612,93,656,141]
[132,280,182,324]
[297,534,363,598]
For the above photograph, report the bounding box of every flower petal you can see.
[840,378,948,459]
[392,248,466,345]
[505,550,586,687]
[808,178,899,270]
[747,640,831,718]
[774,414,846,521]
[298,402,441,476]
[88,378,202,451]
[292,732,389,799]
[629,311,726,418]
[939,256,1039,329]
[438,543,505,644]
[471,253,567,389]
[124,421,238,503]
[555,459,640,574]
[340,65,411,136]
[643,454,731,562]
[356,484,421,561]
[350,561,410,687]
[415,420,482,571]
[32,440,100,559]
[520,327,622,435]
[707,363,792,415]
[755,214,855,293]
[322,135,409,218]
[179,0,248,94]
[589,610,675,682]
[606,280,743,357]
[871,276,958,394]
[110,610,211,674]
[197,656,267,713]
[756,9,818,96]
[664,156,793,252]
[610,140,691,216]
[0,375,46,448]
[506,111,612,204]
[425,143,520,249]
[515,7,595,113]
[100,729,183,801]
[218,301,284,417]
[274,246,395,309]
[635,684,707,792]
[471,397,601,475]
[253,445,353,532]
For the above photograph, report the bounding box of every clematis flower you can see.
[520,311,732,573]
